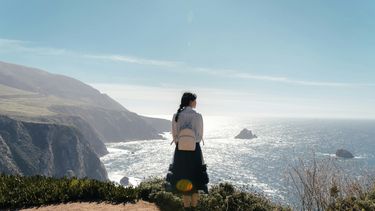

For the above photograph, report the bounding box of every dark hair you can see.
[174,92,197,122]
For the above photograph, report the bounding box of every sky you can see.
[0,0,374,118]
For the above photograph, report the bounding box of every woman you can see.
[166,92,209,210]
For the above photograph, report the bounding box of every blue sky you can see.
[0,0,374,118]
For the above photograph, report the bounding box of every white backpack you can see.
[170,115,205,151]
[176,128,197,151]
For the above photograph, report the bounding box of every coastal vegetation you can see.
[288,157,375,210]
[1,162,375,211]
[0,174,287,211]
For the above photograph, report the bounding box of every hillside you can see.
[0,60,171,181]
[0,61,171,143]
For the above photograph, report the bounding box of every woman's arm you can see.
[172,114,178,142]
[196,113,204,142]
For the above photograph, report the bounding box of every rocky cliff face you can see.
[31,115,109,156]
[0,115,108,181]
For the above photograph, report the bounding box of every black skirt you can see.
[165,143,209,194]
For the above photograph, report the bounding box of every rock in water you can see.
[120,176,130,186]
[235,128,257,139]
[336,149,354,158]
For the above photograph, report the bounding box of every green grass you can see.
[0,175,288,211]
[0,84,86,117]
[0,84,36,96]
[0,174,137,209]
[327,184,375,210]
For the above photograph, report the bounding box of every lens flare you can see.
[176,179,193,192]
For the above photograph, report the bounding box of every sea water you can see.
[100,116,375,205]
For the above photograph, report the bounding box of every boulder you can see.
[235,128,257,139]
[335,149,354,159]
[120,176,130,186]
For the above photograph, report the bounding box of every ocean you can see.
[100,116,375,205]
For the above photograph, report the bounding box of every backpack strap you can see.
[170,136,178,145]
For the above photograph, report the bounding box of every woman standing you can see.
[166,92,209,210]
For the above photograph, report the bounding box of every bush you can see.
[328,185,375,210]
[151,191,184,211]
[136,177,166,201]
[137,178,184,210]
[197,183,288,211]
[137,179,287,211]
[288,156,375,211]
[0,174,137,209]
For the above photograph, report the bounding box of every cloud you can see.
[192,67,375,87]
[83,54,183,67]
[235,73,375,87]
[0,38,69,56]
[1,37,374,88]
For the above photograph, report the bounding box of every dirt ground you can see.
[20,201,160,211]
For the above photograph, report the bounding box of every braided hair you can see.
[174,92,197,122]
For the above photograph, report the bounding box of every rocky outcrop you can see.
[336,149,354,159]
[0,115,108,180]
[235,128,257,139]
[50,105,169,142]
[140,115,171,135]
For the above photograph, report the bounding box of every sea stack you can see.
[235,128,257,139]
[335,149,354,159]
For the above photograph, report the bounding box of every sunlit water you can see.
[101,116,375,205]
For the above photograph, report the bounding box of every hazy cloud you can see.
[193,67,375,87]
[0,38,68,56]
[1,37,374,88]
[83,54,183,67]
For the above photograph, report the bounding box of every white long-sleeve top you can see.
[172,106,204,143]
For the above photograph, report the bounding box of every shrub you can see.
[197,183,288,211]
[0,174,137,209]
[137,179,288,211]
[136,177,166,201]
[288,156,375,211]
[151,191,184,211]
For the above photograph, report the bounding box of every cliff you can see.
[49,105,169,142]
[0,61,171,143]
[0,115,108,181]
[0,60,173,180]
[29,115,109,156]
